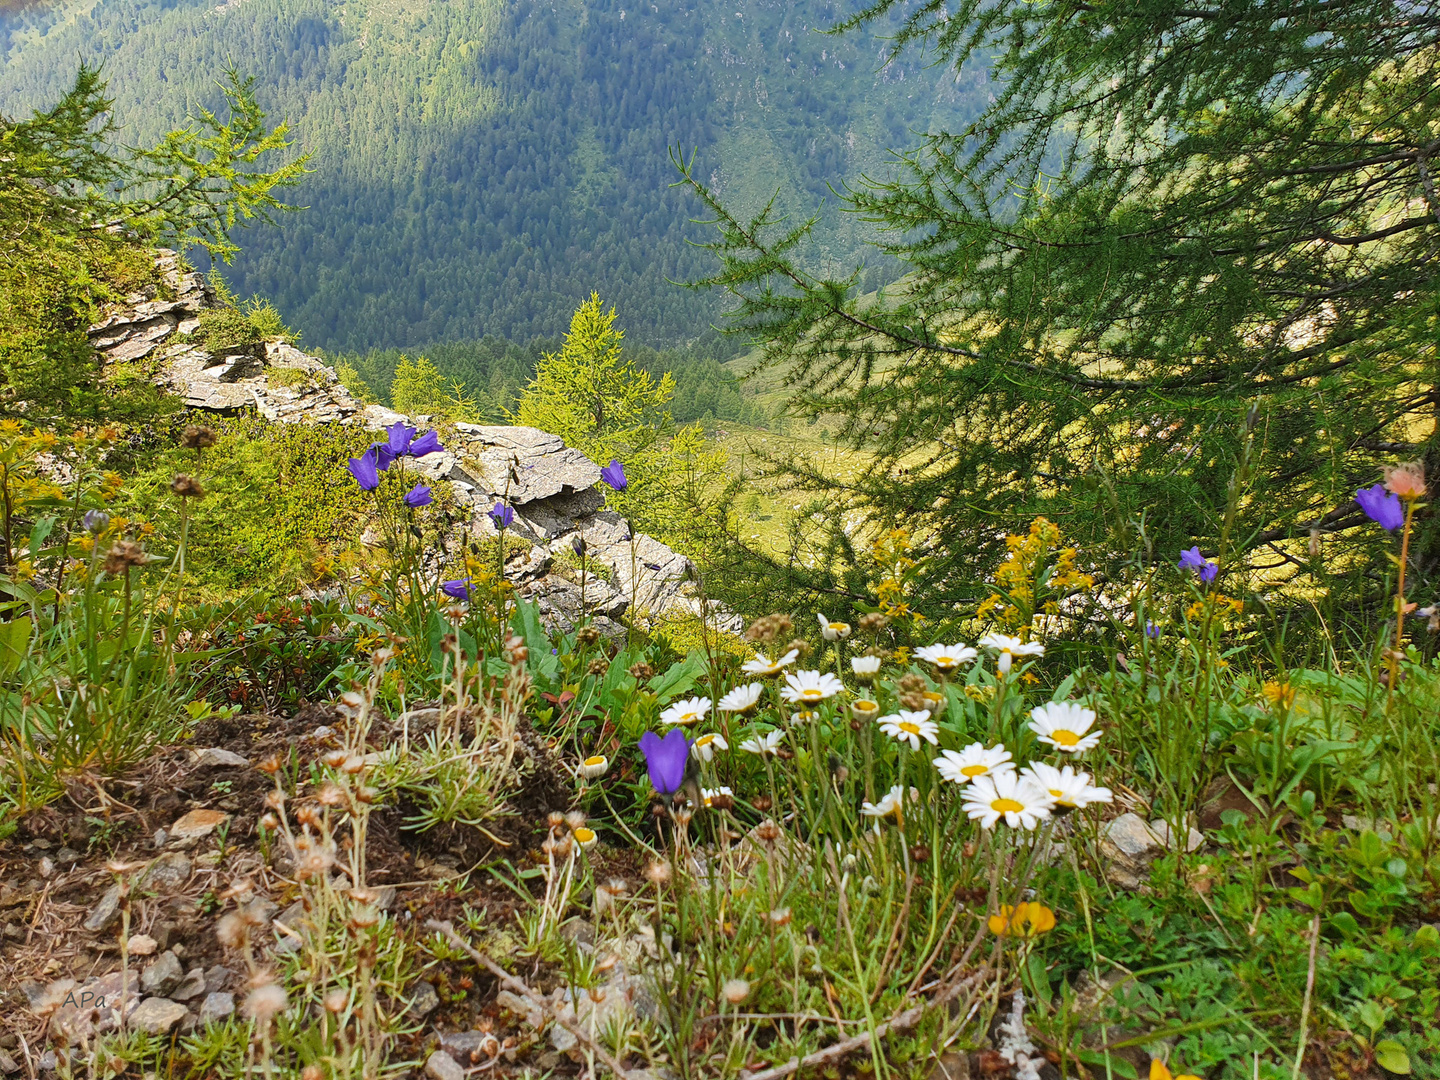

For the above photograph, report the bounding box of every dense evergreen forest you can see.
[0,0,991,351]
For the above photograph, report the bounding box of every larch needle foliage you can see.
[676,0,1440,618]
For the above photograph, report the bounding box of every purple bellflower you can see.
[441,579,472,601]
[368,442,398,471]
[600,459,627,492]
[404,483,432,508]
[490,502,515,529]
[347,448,381,491]
[83,510,110,535]
[1144,621,1161,639]
[409,430,443,457]
[1178,547,1219,583]
[1356,483,1404,531]
[386,422,416,456]
[639,729,688,795]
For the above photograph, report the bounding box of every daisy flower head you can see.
[578,754,609,779]
[933,743,1015,786]
[790,709,818,724]
[691,732,729,762]
[701,785,734,809]
[739,729,785,756]
[962,771,1054,830]
[1021,761,1113,811]
[978,632,1044,675]
[877,710,939,751]
[861,784,919,822]
[573,826,598,851]
[850,698,880,722]
[717,683,764,714]
[741,649,800,677]
[851,655,882,682]
[914,643,978,676]
[817,613,852,641]
[1028,701,1102,753]
[659,696,712,726]
[781,669,845,705]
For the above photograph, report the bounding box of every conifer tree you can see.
[678,0,1440,616]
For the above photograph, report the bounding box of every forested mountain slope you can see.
[0,0,990,350]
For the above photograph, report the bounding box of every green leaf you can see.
[1385,858,1408,880]
[1358,999,1387,1036]
[1374,1040,1411,1074]
[647,650,707,702]
[27,515,57,560]
[0,615,33,675]
[1076,1051,1137,1079]
[1327,911,1361,939]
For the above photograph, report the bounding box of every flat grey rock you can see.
[143,852,192,891]
[171,967,207,1002]
[128,997,188,1035]
[425,1051,466,1080]
[409,980,440,1017]
[190,747,250,768]
[198,991,235,1023]
[140,951,184,997]
[83,885,122,933]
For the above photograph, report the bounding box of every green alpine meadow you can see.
[0,2,1438,1080]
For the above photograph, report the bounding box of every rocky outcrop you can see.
[87,250,740,636]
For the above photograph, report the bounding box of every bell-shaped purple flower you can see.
[1356,483,1404,531]
[1178,546,1219,583]
[1144,621,1161,639]
[83,510,110,535]
[441,579,472,601]
[386,422,416,456]
[404,483,432,508]
[490,502,515,529]
[600,459,627,492]
[572,534,586,558]
[639,729,688,795]
[369,442,397,471]
[347,448,381,491]
[409,430,443,457]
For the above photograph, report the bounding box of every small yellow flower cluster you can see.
[977,517,1094,632]
[1260,680,1295,709]
[1185,592,1244,621]
[867,528,925,625]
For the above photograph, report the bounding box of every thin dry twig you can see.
[426,919,638,1080]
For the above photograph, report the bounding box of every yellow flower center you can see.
[574,828,595,844]
[1052,729,1081,746]
[991,798,1025,813]
[855,700,877,711]
[960,764,988,777]
[801,690,823,702]
[899,722,920,736]
[584,756,605,767]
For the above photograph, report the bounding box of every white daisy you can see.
[962,771,1054,830]
[578,754,609,779]
[876,710,939,751]
[573,826,598,850]
[717,683,764,714]
[741,649,800,677]
[817,613,852,641]
[659,696,711,726]
[933,742,1015,785]
[850,698,880,722]
[978,633,1045,675]
[1021,762,1113,810]
[780,669,845,705]
[739,729,785,756]
[861,784,919,821]
[851,655,882,681]
[790,709,818,724]
[701,785,734,808]
[690,732,729,762]
[1028,701,1102,753]
[914,643,978,675]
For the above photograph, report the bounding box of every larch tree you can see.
[677,0,1440,621]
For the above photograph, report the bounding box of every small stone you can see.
[20,980,48,1011]
[172,967,207,1002]
[140,952,184,997]
[534,1051,563,1071]
[190,747,250,768]
[83,885,123,933]
[36,1051,56,1074]
[440,1032,493,1064]
[128,997,188,1035]
[1103,813,1161,862]
[409,980,440,1017]
[198,991,235,1023]
[0,1050,19,1075]
[496,989,546,1030]
[203,965,233,994]
[311,725,336,739]
[169,809,228,841]
[152,830,168,849]
[1147,818,1205,853]
[55,847,80,865]
[425,1051,465,1080]
[143,852,192,890]
[127,934,159,956]
[38,858,54,878]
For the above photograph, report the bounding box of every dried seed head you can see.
[215,913,247,948]
[784,638,811,660]
[170,474,206,499]
[644,859,673,885]
[181,425,219,451]
[324,990,349,1014]
[909,844,931,863]
[323,750,348,768]
[767,907,793,927]
[723,978,750,1004]
[754,821,781,844]
[547,811,567,830]
[244,983,289,1023]
[342,755,365,775]
[258,754,283,775]
[316,782,347,807]
[103,541,150,575]
[576,626,601,646]
[587,657,609,676]
[260,813,279,830]
[628,661,655,680]
[565,810,587,831]
[302,1067,324,1080]
[263,789,286,810]
[858,612,890,633]
[753,795,773,813]
[349,906,380,930]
